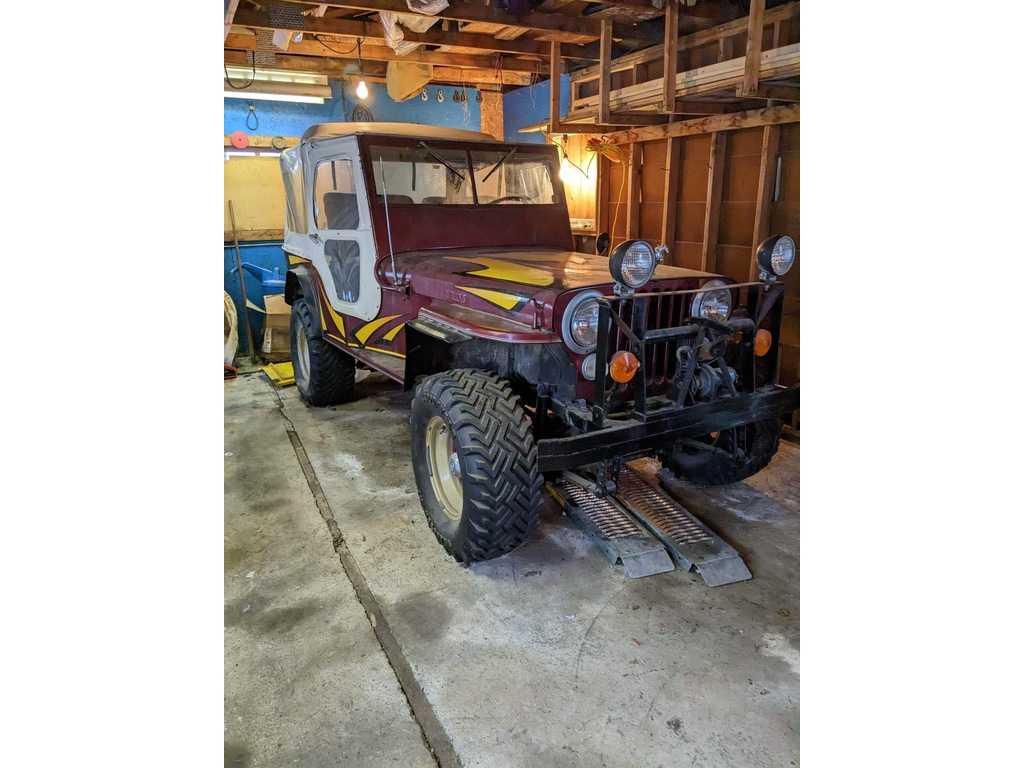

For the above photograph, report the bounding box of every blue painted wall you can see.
[502,75,570,144]
[224,80,482,356]
[224,80,481,136]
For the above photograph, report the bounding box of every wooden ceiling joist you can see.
[223,50,533,87]
[225,32,547,74]
[231,4,596,60]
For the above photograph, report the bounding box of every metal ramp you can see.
[549,465,752,586]
[548,480,674,579]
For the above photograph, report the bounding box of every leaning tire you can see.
[659,417,783,487]
[289,298,354,407]
[411,369,542,563]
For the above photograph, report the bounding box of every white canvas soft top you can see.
[300,122,495,143]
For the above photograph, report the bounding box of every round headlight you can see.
[561,289,604,354]
[609,240,656,289]
[756,234,796,276]
[581,353,598,381]
[691,279,732,323]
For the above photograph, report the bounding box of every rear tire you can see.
[659,418,783,487]
[411,369,542,563]
[289,298,354,407]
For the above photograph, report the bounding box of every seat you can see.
[377,194,414,204]
[322,192,360,230]
[421,196,446,204]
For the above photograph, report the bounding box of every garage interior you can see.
[224,2,800,766]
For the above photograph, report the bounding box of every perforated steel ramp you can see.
[614,466,752,587]
[548,481,674,578]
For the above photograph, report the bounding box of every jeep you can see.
[279,122,799,564]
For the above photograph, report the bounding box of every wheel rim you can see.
[295,325,311,383]
[425,416,463,521]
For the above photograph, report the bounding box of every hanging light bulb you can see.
[355,38,368,100]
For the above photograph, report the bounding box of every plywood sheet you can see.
[224,157,286,238]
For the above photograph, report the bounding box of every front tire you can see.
[289,298,354,406]
[659,418,783,487]
[411,369,542,563]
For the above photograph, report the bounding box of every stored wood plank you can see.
[740,84,800,102]
[749,125,781,281]
[599,19,612,125]
[571,2,799,83]
[603,103,799,145]
[662,0,679,113]
[660,137,682,259]
[571,44,799,113]
[741,0,766,96]
[701,133,726,272]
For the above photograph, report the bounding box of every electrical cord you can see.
[245,101,259,130]
[224,54,256,89]
[314,36,359,56]
[586,138,628,247]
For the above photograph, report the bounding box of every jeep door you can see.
[307,139,382,323]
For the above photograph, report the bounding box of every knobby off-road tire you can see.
[289,298,354,407]
[411,369,543,564]
[659,417,783,487]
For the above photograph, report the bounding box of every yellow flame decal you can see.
[449,257,555,287]
[382,322,406,342]
[355,314,403,345]
[458,286,528,312]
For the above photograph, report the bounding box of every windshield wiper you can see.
[481,147,516,183]
[418,142,464,180]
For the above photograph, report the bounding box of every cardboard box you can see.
[249,294,291,363]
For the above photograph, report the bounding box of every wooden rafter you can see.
[661,0,678,114]
[223,50,533,86]
[740,0,766,97]
[231,4,596,60]
[225,32,547,74]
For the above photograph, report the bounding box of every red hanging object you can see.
[230,131,249,149]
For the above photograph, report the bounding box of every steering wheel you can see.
[489,195,530,204]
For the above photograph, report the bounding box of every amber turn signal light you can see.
[754,329,772,357]
[609,350,640,383]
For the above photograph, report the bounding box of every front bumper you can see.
[536,384,798,472]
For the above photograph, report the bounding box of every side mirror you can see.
[596,231,611,258]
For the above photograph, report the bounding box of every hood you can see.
[394,247,718,319]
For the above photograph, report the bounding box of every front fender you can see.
[285,265,323,338]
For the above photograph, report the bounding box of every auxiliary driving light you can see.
[755,234,796,277]
[609,350,640,383]
[609,240,656,289]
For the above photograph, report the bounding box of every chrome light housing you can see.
[609,239,656,289]
[691,279,732,323]
[561,289,604,354]
[756,234,796,277]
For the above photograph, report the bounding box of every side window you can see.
[313,158,360,230]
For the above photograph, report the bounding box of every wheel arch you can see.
[285,265,323,338]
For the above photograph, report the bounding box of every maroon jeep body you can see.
[280,123,799,564]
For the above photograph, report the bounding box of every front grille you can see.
[608,293,691,393]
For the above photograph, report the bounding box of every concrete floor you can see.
[225,368,800,768]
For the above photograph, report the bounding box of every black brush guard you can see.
[537,281,799,473]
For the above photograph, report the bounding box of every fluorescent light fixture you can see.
[224,67,332,104]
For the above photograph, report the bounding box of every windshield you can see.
[367,141,558,205]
